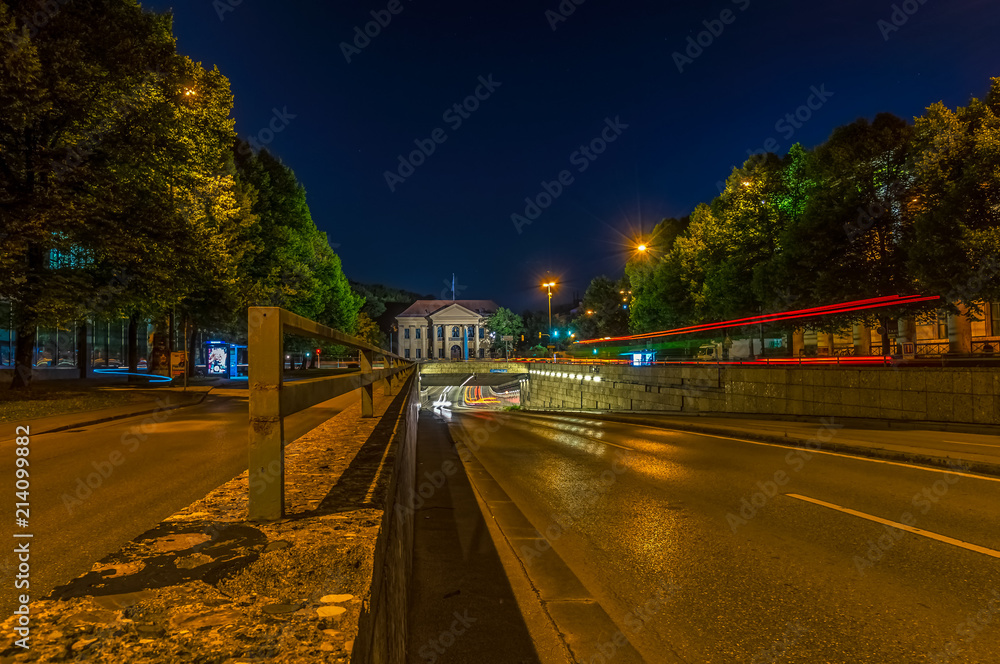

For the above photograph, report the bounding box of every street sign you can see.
[502,335,514,341]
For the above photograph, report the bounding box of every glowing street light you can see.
[542,281,557,340]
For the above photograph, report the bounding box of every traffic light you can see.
[539,332,542,339]
[520,335,524,341]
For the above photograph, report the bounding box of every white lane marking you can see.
[612,424,1000,484]
[942,440,1000,449]
[785,493,1000,560]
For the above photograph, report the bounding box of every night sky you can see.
[144,0,1000,312]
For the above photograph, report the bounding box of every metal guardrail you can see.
[247,307,413,521]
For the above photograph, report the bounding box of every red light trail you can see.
[576,294,941,345]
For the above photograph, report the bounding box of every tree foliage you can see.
[485,307,523,347]
[623,78,1000,344]
[0,1,364,386]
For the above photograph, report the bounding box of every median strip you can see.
[784,493,1000,560]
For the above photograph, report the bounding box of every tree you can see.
[626,216,692,333]
[485,307,523,357]
[575,275,630,339]
[0,0,203,387]
[352,312,384,349]
[775,114,916,353]
[232,144,362,331]
[909,78,1000,309]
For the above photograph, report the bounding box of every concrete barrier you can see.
[353,373,419,664]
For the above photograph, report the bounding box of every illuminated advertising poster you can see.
[207,344,229,376]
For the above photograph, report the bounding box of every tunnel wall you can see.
[521,364,1000,426]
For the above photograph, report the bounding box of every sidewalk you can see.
[556,411,1000,477]
[0,385,406,663]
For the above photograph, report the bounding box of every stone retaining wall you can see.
[522,364,1000,425]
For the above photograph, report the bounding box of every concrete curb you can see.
[525,409,1000,479]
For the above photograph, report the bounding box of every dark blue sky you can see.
[144,0,1000,312]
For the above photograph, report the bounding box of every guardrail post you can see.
[361,349,375,417]
[383,356,393,396]
[248,308,284,522]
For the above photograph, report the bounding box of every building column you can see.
[792,328,805,357]
[948,304,973,355]
[474,323,480,359]
[853,323,871,356]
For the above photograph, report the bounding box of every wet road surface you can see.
[444,409,1000,663]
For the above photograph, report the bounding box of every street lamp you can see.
[542,281,557,338]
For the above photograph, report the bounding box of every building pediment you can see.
[397,299,498,322]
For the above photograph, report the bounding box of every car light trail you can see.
[576,294,941,345]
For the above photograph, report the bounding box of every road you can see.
[0,390,358,616]
[444,409,1000,663]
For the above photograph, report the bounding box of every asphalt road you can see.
[445,409,1000,663]
[0,390,358,616]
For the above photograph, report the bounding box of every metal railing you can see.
[916,342,950,357]
[972,340,998,355]
[247,307,412,521]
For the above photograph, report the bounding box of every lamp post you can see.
[542,281,556,337]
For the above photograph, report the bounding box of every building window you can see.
[467,325,475,337]
[438,348,444,358]
[479,327,484,339]
[404,349,410,359]
[404,328,410,339]
[452,326,459,338]
[437,327,443,339]
[416,349,421,359]
[479,348,484,358]
[415,328,421,340]
[937,315,948,340]
[992,303,1000,337]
